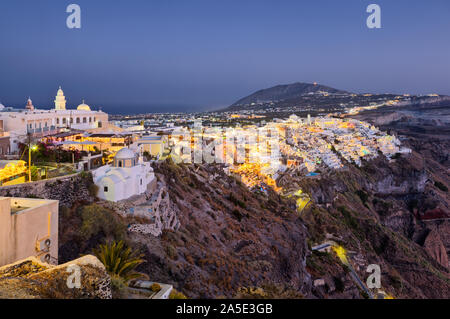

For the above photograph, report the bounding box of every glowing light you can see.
[332,245,348,264]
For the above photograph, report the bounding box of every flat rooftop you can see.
[0,197,58,215]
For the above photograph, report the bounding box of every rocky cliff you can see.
[0,255,111,299]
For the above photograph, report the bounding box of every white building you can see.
[0,87,109,153]
[136,135,167,158]
[93,148,155,202]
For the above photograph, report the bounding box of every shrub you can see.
[434,181,448,192]
[169,289,187,299]
[110,274,128,299]
[30,166,39,181]
[338,206,358,230]
[88,183,99,197]
[333,276,345,292]
[166,244,178,260]
[355,190,368,205]
[150,283,162,292]
[94,240,146,283]
[231,209,243,222]
[79,204,126,241]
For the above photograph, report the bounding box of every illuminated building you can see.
[0,87,109,153]
[0,160,27,186]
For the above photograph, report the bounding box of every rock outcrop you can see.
[423,229,449,270]
[0,255,112,299]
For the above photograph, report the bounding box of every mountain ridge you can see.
[231,82,351,107]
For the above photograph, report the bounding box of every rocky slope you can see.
[132,161,312,298]
[278,151,449,299]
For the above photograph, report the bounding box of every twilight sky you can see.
[0,0,449,114]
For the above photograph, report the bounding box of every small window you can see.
[104,186,108,192]
[140,179,143,185]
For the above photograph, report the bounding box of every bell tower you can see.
[26,97,34,111]
[54,86,67,110]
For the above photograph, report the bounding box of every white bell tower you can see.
[54,86,67,110]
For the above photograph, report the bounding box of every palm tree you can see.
[94,240,146,282]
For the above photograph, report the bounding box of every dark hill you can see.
[231,82,350,107]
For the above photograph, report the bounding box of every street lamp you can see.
[28,144,38,182]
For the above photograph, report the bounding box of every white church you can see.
[0,87,109,153]
[92,148,156,202]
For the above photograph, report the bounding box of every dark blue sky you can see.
[0,0,449,114]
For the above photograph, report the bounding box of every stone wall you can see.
[101,180,180,237]
[0,173,95,207]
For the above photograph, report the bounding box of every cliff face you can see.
[424,229,449,270]
[276,149,449,298]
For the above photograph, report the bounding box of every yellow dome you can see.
[77,100,91,111]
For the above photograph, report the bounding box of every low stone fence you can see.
[0,173,95,207]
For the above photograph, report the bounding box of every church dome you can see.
[77,100,91,111]
[115,148,136,160]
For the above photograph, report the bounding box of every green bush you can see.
[166,244,178,260]
[79,204,127,241]
[88,183,99,197]
[333,276,345,293]
[355,190,368,205]
[338,206,358,230]
[30,166,39,181]
[434,181,448,192]
[110,274,128,299]
[150,283,162,292]
[169,289,187,299]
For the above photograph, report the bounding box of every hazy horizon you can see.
[1,80,448,115]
